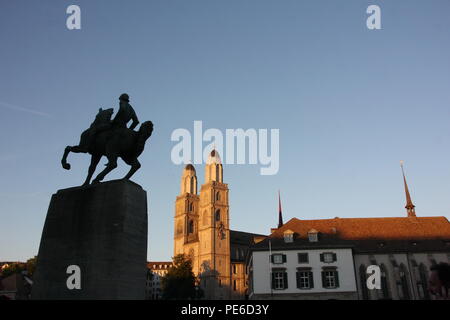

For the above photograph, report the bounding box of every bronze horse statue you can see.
[61,108,154,186]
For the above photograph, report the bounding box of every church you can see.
[172,151,450,300]
[173,150,264,299]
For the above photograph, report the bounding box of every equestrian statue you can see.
[61,93,154,186]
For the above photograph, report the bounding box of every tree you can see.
[1,262,25,278]
[161,254,202,300]
[25,256,37,277]
[0,256,37,278]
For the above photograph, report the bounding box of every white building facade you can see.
[249,232,358,300]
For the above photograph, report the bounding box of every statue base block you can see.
[32,179,148,300]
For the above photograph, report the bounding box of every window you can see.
[308,230,318,242]
[215,209,220,222]
[233,264,237,274]
[322,269,339,289]
[284,234,293,243]
[296,270,314,289]
[283,230,294,243]
[190,177,194,194]
[320,252,337,263]
[380,264,390,300]
[418,264,430,300]
[233,280,237,291]
[359,265,369,300]
[216,192,220,201]
[188,220,194,234]
[271,271,288,290]
[271,254,286,264]
[298,253,309,264]
[398,264,410,300]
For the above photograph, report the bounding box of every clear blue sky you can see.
[1,0,450,262]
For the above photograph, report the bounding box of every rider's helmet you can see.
[119,93,130,102]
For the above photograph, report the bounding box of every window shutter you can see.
[332,253,337,262]
[283,272,288,289]
[320,253,324,262]
[296,272,300,288]
[271,273,275,289]
[309,272,314,288]
[321,271,326,288]
[335,271,339,288]
[282,254,287,263]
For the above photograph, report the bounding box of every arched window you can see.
[216,191,220,201]
[359,265,369,300]
[418,263,430,300]
[398,264,411,300]
[380,264,390,299]
[190,177,194,194]
[188,220,194,234]
[215,209,220,222]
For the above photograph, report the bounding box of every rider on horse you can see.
[112,93,140,130]
[80,93,139,151]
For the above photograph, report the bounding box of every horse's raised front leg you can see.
[123,158,141,180]
[82,154,101,186]
[61,145,87,170]
[92,154,118,184]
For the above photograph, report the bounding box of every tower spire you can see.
[400,161,416,217]
[278,190,284,228]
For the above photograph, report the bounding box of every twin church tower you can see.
[174,150,233,299]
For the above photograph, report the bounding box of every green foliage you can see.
[161,254,203,300]
[25,256,37,276]
[1,262,25,278]
[1,256,37,278]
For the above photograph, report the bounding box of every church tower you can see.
[400,161,416,217]
[174,164,201,272]
[198,150,231,299]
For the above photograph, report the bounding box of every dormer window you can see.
[283,230,294,243]
[308,229,318,242]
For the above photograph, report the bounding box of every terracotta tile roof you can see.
[272,216,450,241]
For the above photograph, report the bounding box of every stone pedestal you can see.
[32,179,148,300]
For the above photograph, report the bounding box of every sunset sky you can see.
[1,0,450,262]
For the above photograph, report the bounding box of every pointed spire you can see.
[278,190,284,228]
[400,161,416,217]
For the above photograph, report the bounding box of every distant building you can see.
[146,262,172,300]
[0,271,33,300]
[248,227,358,299]
[247,164,450,300]
[173,150,266,299]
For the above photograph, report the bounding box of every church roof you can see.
[250,216,450,253]
[272,216,450,241]
[230,230,267,245]
[230,230,268,262]
[206,149,222,165]
[184,164,196,172]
